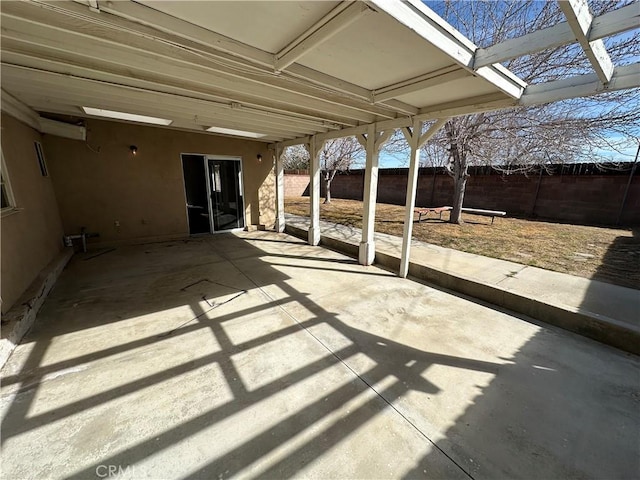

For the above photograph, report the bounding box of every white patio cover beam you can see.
[39,117,86,141]
[92,0,276,67]
[520,62,640,106]
[558,0,614,84]
[589,4,640,41]
[96,0,419,117]
[308,137,324,246]
[275,94,512,148]
[6,2,401,124]
[357,126,393,265]
[474,3,639,69]
[0,88,41,131]
[278,136,312,149]
[418,92,517,120]
[0,64,312,141]
[1,88,86,140]
[399,118,448,278]
[368,0,525,99]
[373,66,469,103]
[275,2,371,72]
[275,145,285,233]
[277,59,640,148]
[1,55,348,136]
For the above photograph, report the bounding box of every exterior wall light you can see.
[130,145,138,156]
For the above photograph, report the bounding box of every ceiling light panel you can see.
[206,126,267,138]
[82,107,173,126]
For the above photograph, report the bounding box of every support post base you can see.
[308,226,320,246]
[359,241,375,266]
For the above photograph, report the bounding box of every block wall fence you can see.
[284,165,639,226]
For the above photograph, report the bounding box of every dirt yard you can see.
[285,197,640,290]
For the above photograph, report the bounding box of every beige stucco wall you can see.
[43,119,276,246]
[1,113,65,314]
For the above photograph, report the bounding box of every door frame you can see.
[180,153,211,235]
[206,155,246,233]
[180,153,246,235]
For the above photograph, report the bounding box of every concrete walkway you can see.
[1,231,638,479]
[285,214,640,354]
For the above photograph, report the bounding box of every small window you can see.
[35,141,48,177]
[1,151,17,214]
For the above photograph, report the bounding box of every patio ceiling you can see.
[0,0,523,142]
[0,1,637,143]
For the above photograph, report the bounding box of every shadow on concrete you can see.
[401,229,640,479]
[0,234,486,477]
[1,233,638,478]
[589,227,640,289]
[402,323,639,479]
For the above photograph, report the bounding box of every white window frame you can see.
[1,149,19,217]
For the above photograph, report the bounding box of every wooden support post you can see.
[359,125,379,265]
[308,136,322,246]
[357,126,393,265]
[275,145,285,233]
[399,118,449,278]
[399,119,423,278]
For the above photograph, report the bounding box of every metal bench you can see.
[461,207,506,224]
[414,206,452,222]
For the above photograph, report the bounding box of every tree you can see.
[282,137,364,203]
[318,137,363,203]
[281,144,309,170]
[423,0,640,223]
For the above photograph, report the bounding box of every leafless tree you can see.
[281,144,309,170]
[282,137,364,203]
[319,133,418,202]
[423,0,640,223]
[318,137,363,203]
[419,140,449,168]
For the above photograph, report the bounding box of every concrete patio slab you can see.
[285,214,640,354]
[1,231,638,479]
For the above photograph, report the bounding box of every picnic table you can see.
[414,206,506,224]
[414,206,452,222]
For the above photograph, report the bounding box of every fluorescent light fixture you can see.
[82,107,173,126]
[206,126,267,138]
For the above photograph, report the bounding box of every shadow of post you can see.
[590,227,640,289]
[402,325,640,479]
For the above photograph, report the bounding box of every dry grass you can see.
[286,197,640,289]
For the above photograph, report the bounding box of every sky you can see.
[379,151,411,169]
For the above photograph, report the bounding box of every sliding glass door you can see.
[182,154,211,234]
[182,155,245,234]
[207,158,245,231]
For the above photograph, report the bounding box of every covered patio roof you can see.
[2,0,636,144]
